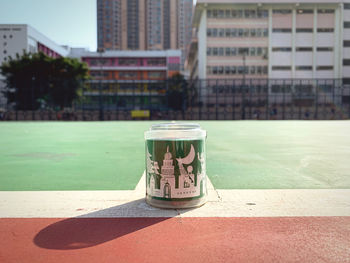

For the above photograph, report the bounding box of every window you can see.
[273,10,292,14]
[147,58,166,66]
[271,86,282,93]
[257,47,263,56]
[318,9,334,14]
[207,47,212,55]
[250,28,256,37]
[225,66,231,74]
[317,66,333,70]
[219,47,224,56]
[296,28,313,33]
[225,10,231,18]
[272,47,292,52]
[263,28,268,37]
[317,47,333,51]
[344,59,350,66]
[344,22,350,29]
[148,72,165,79]
[256,28,262,37]
[273,28,292,33]
[345,3,350,10]
[251,10,256,18]
[296,66,313,70]
[263,66,268,74]
[272,66,291,70]
[225,28,231,37]
[213,9,218,18]
[212,28,217,37]
[218,28,224,37]
[257,66,262,74]
[207,28,212,36]
[297,9,313,14]
[218,66,224,74]
[238,28,244,37]
[213,66,218,74]
[250,66,256,74]
[231,28,237,37]
[243,28,249,37]
[231,10,237,18]
[296,47,313,52]
[250,47,256,56]
[207,10,212,18]
[317,28,334,33]
[225,47,231,56]
[239,48,249,55]
[231,66,237,74]
[218,10,224,18]
[231,48,237,55]
[344,40,350,47]
[213,47,218,56]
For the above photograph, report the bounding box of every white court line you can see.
[0,173,349,218]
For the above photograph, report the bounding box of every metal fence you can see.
[1,78,349,121]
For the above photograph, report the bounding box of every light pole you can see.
[243,52,246,86]
[241,50,247,120]
[98,48,104,120]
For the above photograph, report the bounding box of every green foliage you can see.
[0,51,89,110]
[167,73,188,110]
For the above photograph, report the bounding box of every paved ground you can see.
[1,121,350,190]
[1,121,350,262]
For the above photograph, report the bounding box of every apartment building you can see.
[187,0,350,84]
[97,0,193,69]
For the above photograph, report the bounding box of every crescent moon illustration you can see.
[177,144,195,165]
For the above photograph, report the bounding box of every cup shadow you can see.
[33,198,193,250]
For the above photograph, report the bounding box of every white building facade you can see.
[187,0,350,84]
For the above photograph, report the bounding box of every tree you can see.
[0,52,89,110]
[167,73,188,111]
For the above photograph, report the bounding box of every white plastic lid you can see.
[145,122,206,140]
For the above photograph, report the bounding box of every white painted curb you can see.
[0,174,350,218]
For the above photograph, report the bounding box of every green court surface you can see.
[0,121,349,191]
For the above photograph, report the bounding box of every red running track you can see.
[0,217,350,263]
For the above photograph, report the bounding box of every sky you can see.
[0,0,97,51]
[0,0,197,52]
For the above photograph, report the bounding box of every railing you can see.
[0,78,349,121]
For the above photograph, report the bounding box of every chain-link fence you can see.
[1,78,349,121]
